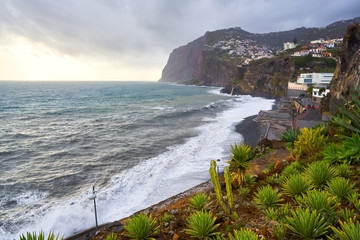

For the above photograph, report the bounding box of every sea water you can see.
[0,81,274,239]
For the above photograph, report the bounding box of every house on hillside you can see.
[284,42,296,50]
[312,87,330,104]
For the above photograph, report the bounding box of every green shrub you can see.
[305,161,337,189]
[293,127,326,160]
[184,211,220,239]
[244,173,255,186]
[322,143,340,164]
[282,174,310,197]
[124,213,159,240]
[266,175,276,184]
[282,161,302,177]
[327,177,356,201]
[337,163,353,179]
[331,218,360,240]
[348,193,360,211]
[238,187,250,198]
[338,208,356,222]
[162,213,171,223]
[228,229,261,240]
[295,189,339,213]
[337,134,360,164]
[105,233,117,240]
[331,85,360,134]
[264,207,279,221]
[285,208,329,239]
[189,193,210,211]
[254,185,282,209]
[19,232,63,240]
[227,143,252,185]
[273,223,286,239]
[281,127,301,146]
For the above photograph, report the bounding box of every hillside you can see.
[159,17,360,96]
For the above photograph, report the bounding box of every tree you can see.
[293,37,298,45]
[307,86,314,97]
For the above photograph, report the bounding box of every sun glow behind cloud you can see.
[0,36,159,81]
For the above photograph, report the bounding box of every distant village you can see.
[204,35,343,107]
[203,37,274,64]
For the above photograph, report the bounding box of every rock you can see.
[164,222,170,228]
[330,23,360,113]
[170,209,178,215]
[168,231,175,236]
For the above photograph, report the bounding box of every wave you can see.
[1,96,274,239]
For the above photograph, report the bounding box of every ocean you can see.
[0,81,274,239]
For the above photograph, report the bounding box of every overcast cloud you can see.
[0,0,359,80]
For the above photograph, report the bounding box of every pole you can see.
[93,186,98,231]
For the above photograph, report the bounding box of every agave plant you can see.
[322,143,340,164]
[253,185,282,209]
[348,192,360,211]
[227,143,252,185]
[331,85,360,134]
[189,193,210,211]
[327,177,356,201]
[184,211,220,239]
[281,127,301,146]
[337,133,360,164]
[282,173,310,197]
[338,208,356,222]
[238,186,250,198]
[285,208,329,239]
[19,232,63,240]
[305,161,337,189]
[228,229,262,240]
[282,161,302,177]
[105,233,118,240]
[123,213,159,240]
[337,163,353,179]
[244,173,256,186]
[295,189,339,213]
[331,218,360,240]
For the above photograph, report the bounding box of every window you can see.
[304,79,312,83]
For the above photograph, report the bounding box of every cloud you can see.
[0,0,359,80]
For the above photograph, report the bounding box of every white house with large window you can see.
[297,73,333,87]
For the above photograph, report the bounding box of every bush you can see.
[322,143,340,164]
[305,161,337,189]
[337,163,353,179]
[19,232,63,240]
[337,134,360,164]
[282,173,310,197]
[105,233,117,240]
[227,143,252,185]
[189,193,210,211]
[282,161,302,177]
[295,189,339,213]
[281,128,300,146]
[338,208,356,222]
[327,177,356,201]
[184,211,220,239]
[254,185,282,209]
[293,127,326,160]
[238,187,250,198]
[331,85,360,134]
[348,193,360,211]
[228,229,261,240]
[124,213,159,240]
[285,208,329,239]
[331,218,360,240]
[244,173,255,186]
[162,213,171,223]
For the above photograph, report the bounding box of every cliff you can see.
[160,18,359,97]
[330,23,360,113]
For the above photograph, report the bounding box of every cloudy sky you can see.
[0,0,359,81]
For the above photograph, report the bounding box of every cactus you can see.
[224,166,234,209]
[209,160,230,214]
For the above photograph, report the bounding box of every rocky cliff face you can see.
[330,23,360,113]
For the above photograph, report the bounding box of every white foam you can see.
[4,96,274,239]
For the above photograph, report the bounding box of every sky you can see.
[0,0,359,81]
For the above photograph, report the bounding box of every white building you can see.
[284,42,296,50]
[297,73,334,86]
[312,87,331,104]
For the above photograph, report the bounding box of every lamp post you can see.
[88,186,98,231]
